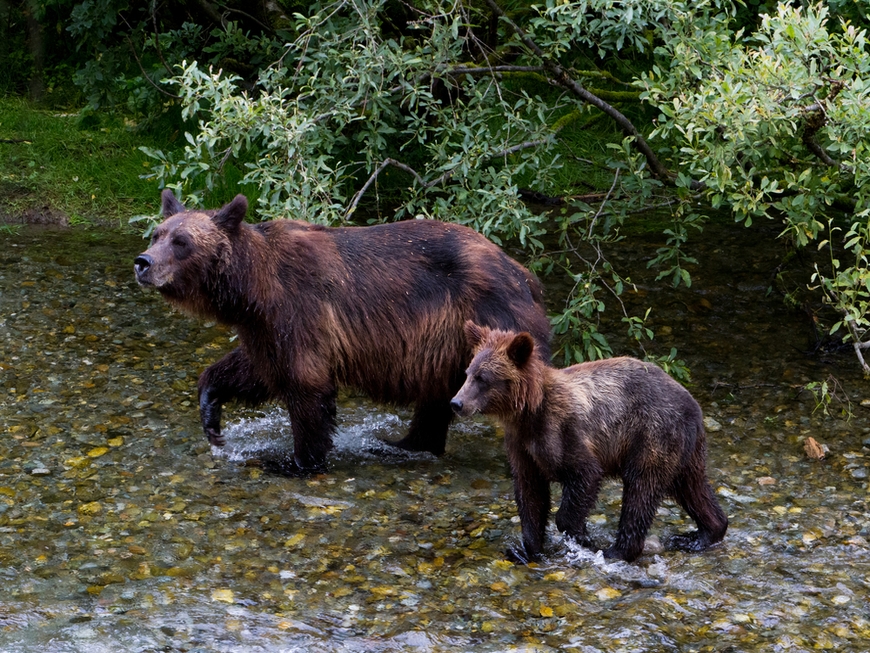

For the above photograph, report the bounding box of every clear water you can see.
[0,224,868,652]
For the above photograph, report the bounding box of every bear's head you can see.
[134,190,248,315]
[450,321,544,418]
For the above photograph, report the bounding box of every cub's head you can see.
[133,190,248,314]
[450,321,543,418]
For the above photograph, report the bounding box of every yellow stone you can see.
[544,571,566,582]
[78,501,102,515]
[370,586,397,597]
[490,581,509,593]
[87,447,109,458]
[211,589,235,603]
[284,533,305,548]
[107,437,124,447]
[596,587,622,601]
[539,606,554,618]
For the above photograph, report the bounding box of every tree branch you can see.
[483,0,675,184]
[345,137,550,218]
[123,34,180,99]
[845,316,870,375]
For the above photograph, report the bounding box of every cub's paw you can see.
[602,544,642,562]
[205,427,225,447]
[563,532,596,551]
[667,531,712,552]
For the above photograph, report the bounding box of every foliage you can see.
[140,0,690,367]
[8,0,870,378]
[640,2,870,373]
[804,375,853,419]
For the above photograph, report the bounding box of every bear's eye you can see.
[171,235,192,259]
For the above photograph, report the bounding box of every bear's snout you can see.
[450,392,476,417]
[134,254,153,284]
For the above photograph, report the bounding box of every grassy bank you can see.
[0,99,174,228]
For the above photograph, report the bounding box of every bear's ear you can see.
[507,332,535,368]
[464,321,486,348]
[213,194,248,232]
[161,189,186,217]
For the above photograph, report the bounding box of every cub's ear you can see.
[213,194,248,232]
[507,332,535,368]
[161,189,186,217]
[464,321,487,349]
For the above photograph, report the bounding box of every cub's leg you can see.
[392,400,453,456]
[606,475,664,562]
[555,460,605,550]
[198,347,272,446]
[668,449,728,552]
[507,451,551,563]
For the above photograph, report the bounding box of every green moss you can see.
[0,98,180,228]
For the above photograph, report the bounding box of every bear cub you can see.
[451,322,728,563]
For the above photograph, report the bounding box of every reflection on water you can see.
[0,224,868,652]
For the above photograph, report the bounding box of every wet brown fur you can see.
[134,191,552,474]
[451,322,728,563]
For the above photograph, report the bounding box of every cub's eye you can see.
[172,236,189,249]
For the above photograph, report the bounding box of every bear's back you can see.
[557,357,702,470]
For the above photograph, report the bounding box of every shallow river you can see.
[0,222,868,652]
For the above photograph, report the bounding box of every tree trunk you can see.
[25,0,44,102]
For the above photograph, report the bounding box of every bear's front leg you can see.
[277,382,338,476]
[507,452,551,564]
[555,461,605,550]
[198,347,272,446]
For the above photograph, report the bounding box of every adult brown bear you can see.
[134,190,551,474]
[451,322,727,563]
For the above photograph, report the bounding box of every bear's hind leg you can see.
[606,477,663,562]
[391,400,453,456]
[668,466,728,553]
